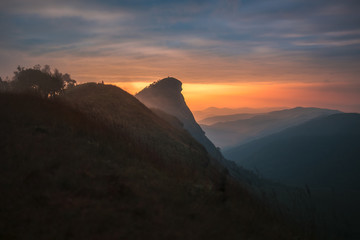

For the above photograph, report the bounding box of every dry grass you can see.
[0,85,315,239]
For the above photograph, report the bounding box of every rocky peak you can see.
[136,77,223,159]
[146,77,182,93]
[136,77,184,105]
[136,77,189,117]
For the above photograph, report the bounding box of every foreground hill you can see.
[202,107,341,149]
[0,84,306,240]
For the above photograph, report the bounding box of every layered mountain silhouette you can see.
[202,107,341,149]
[199,112,263,125]
[224,113,360,237]
[135,78,281,190]
[193,107,285,121]
[136,77,222,159]
[224,113,360,189]
[0,84,308,239]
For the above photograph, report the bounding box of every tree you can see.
[41,64,51,75]
[10,65,76,98]
[33,64,41,71]
[0,77,3,91]
[62,73,76,89]
[0,76,10,92]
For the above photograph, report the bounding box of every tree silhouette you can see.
[61,73,76,89]
[11,65,76,97]
[0,76,10,92]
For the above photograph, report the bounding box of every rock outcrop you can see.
[136,77,222,159]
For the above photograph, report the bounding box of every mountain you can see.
[0,85,307,239]
[199,112,263,125]
[193,106,285,121]
[135,77,222,159]
[224,113,360,188]
[134,78,282,192]
[224,113,360,238]
[202,107,341,149]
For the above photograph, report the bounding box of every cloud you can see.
[294,39,360,47]
[0,0,360,88]
[0,1,132,26]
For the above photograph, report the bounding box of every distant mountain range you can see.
[224,113,360,189]
[193,106,286,121]
[199,112,264,125]
[201,107,341,149]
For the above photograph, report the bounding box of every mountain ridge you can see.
[223,113,360,237]
[194,106,287,121]
[202,106,341,149]
[224,112,360,188]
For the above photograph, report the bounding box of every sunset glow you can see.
[114,81,360,112]
[1,2,360,238]
[1,0,360,112]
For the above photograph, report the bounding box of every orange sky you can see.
[114,80,360,113]
[25,52,355,113]
[1,0,360,114]
[1,40,359,113]
[2,52,359,113]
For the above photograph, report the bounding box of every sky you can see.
[1,0,360,112]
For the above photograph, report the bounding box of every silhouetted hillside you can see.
[134,78,262,191]
[0,86,309,240]
[134,79,291,201]
[202,107,341,149]
[135,77,223,159]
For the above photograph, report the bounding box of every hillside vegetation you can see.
[0,84,311,240]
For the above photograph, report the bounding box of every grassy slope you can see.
[0,84,311,240]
